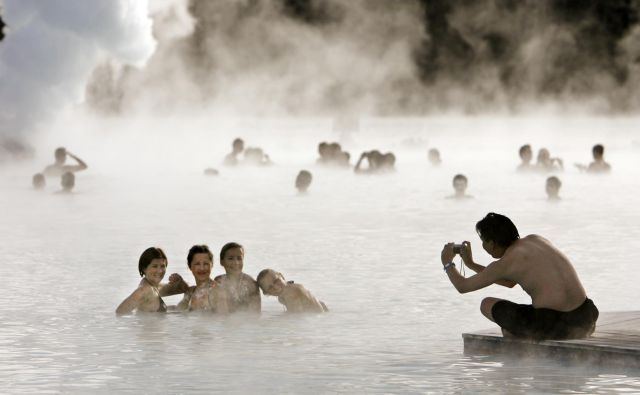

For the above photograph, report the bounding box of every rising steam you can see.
[85,0,640,118]
[0,0,156,159]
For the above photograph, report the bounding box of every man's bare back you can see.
[497,235,586,311]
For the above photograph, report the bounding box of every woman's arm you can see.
[116,287,147,315]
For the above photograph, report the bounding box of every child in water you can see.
[115,247,186,315]
[214,242,261,313]
[257,269,328,313]
[174,245,228,313]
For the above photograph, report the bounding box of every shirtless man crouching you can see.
[440,212,598,340]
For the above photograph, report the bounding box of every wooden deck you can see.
[462,311,640,367]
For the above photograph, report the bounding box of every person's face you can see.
[537,149,550,162]
[592,149,603,160]
[480,237,498,258]
[453,179,467,193]
[190,253,213,283]
[221,248,244,274]
[259,272,287,296]
[546,182,560,198]
[233,140,244,154]
[144,258,167,286]
[55,150,66,164]
[521,148,532,163]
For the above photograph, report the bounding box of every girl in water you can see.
[175,245,229,313]
[115,247,185,315]
[214,242,261,314]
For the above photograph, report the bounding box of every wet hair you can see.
[54,147,66,162]
[295,170,312,190]
[61,172,75,190]
[476,212,520,248]
[220,242,244,261]
[187,244,213,268]
[256,268,275,285]
[546,176,562,188]
[592,144,604,156]
[32,173,45,189]
[138,247,167,277]
[453,174,468,184]
[519,144,531,157]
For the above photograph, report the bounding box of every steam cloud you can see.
[86,0,640,117]
[0,0,155,158]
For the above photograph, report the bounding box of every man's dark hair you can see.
[592,144,604,156]
[519,144,531,157]
[187,244,213,268]
[220,242,244,261]
[476,212,520,248]
[138,247,167,277]
[453,174,468,183]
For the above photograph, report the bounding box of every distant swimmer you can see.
[32,173,45,190]
[56,172,75,194]
[174,245,229,313]
[223,138,244,166]
[243,147,272,166]
[428,148,442,166]
[43,147,88,177]
[516,144,533,172]
[214,242,261,314]
[354,150,395,174]
[546,176,561,201]
[440,212,598,340]
[447,174,473,199]
[535,148,563,172]
[295,170,312,193]
[575,144,611,174]
[116,247,186,315]
[317,142,350,167]
[257,269,328,313]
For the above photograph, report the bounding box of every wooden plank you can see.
[462,311,640,367]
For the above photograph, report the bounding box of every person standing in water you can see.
[174,245,229,313]
[575,144,611,173]
[43,147,88,177]
[295,170,312,193]
[257,269,328,313]
[214,242,261,314]
[116,247,187,315]
[447,174,473,199]
[223,138,245,166]
[546,176,562,200]
[440,212,598,340]
[516,144,533,172]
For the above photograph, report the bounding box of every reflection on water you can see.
[1,117,639,393]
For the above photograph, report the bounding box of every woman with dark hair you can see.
[214,242,261,314]
[175,245,229,313]
[115,247,186,315]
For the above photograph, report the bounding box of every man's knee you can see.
[480,297,502,321]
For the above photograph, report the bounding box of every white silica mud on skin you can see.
[1,115,639,393]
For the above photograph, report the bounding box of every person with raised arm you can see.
[43,147,88,177]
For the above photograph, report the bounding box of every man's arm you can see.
[459,241,516,288]
[63,151,88,172]
[441,243,513,293]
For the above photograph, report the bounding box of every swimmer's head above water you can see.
[138,247,168,279]
[61,171,75,192]
[54,147,66,164]
[256,269,286,296]
[187,245,214,284]
[32,173,45,189]
[220,242,244,275]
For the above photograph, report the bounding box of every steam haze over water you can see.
[1,1,640,394]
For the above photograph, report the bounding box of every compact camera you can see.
[452,244,463,254]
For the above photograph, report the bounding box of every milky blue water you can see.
[1,116,639,394]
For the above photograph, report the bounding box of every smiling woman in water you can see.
[172,244,229,313]
[115,247,187,315]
